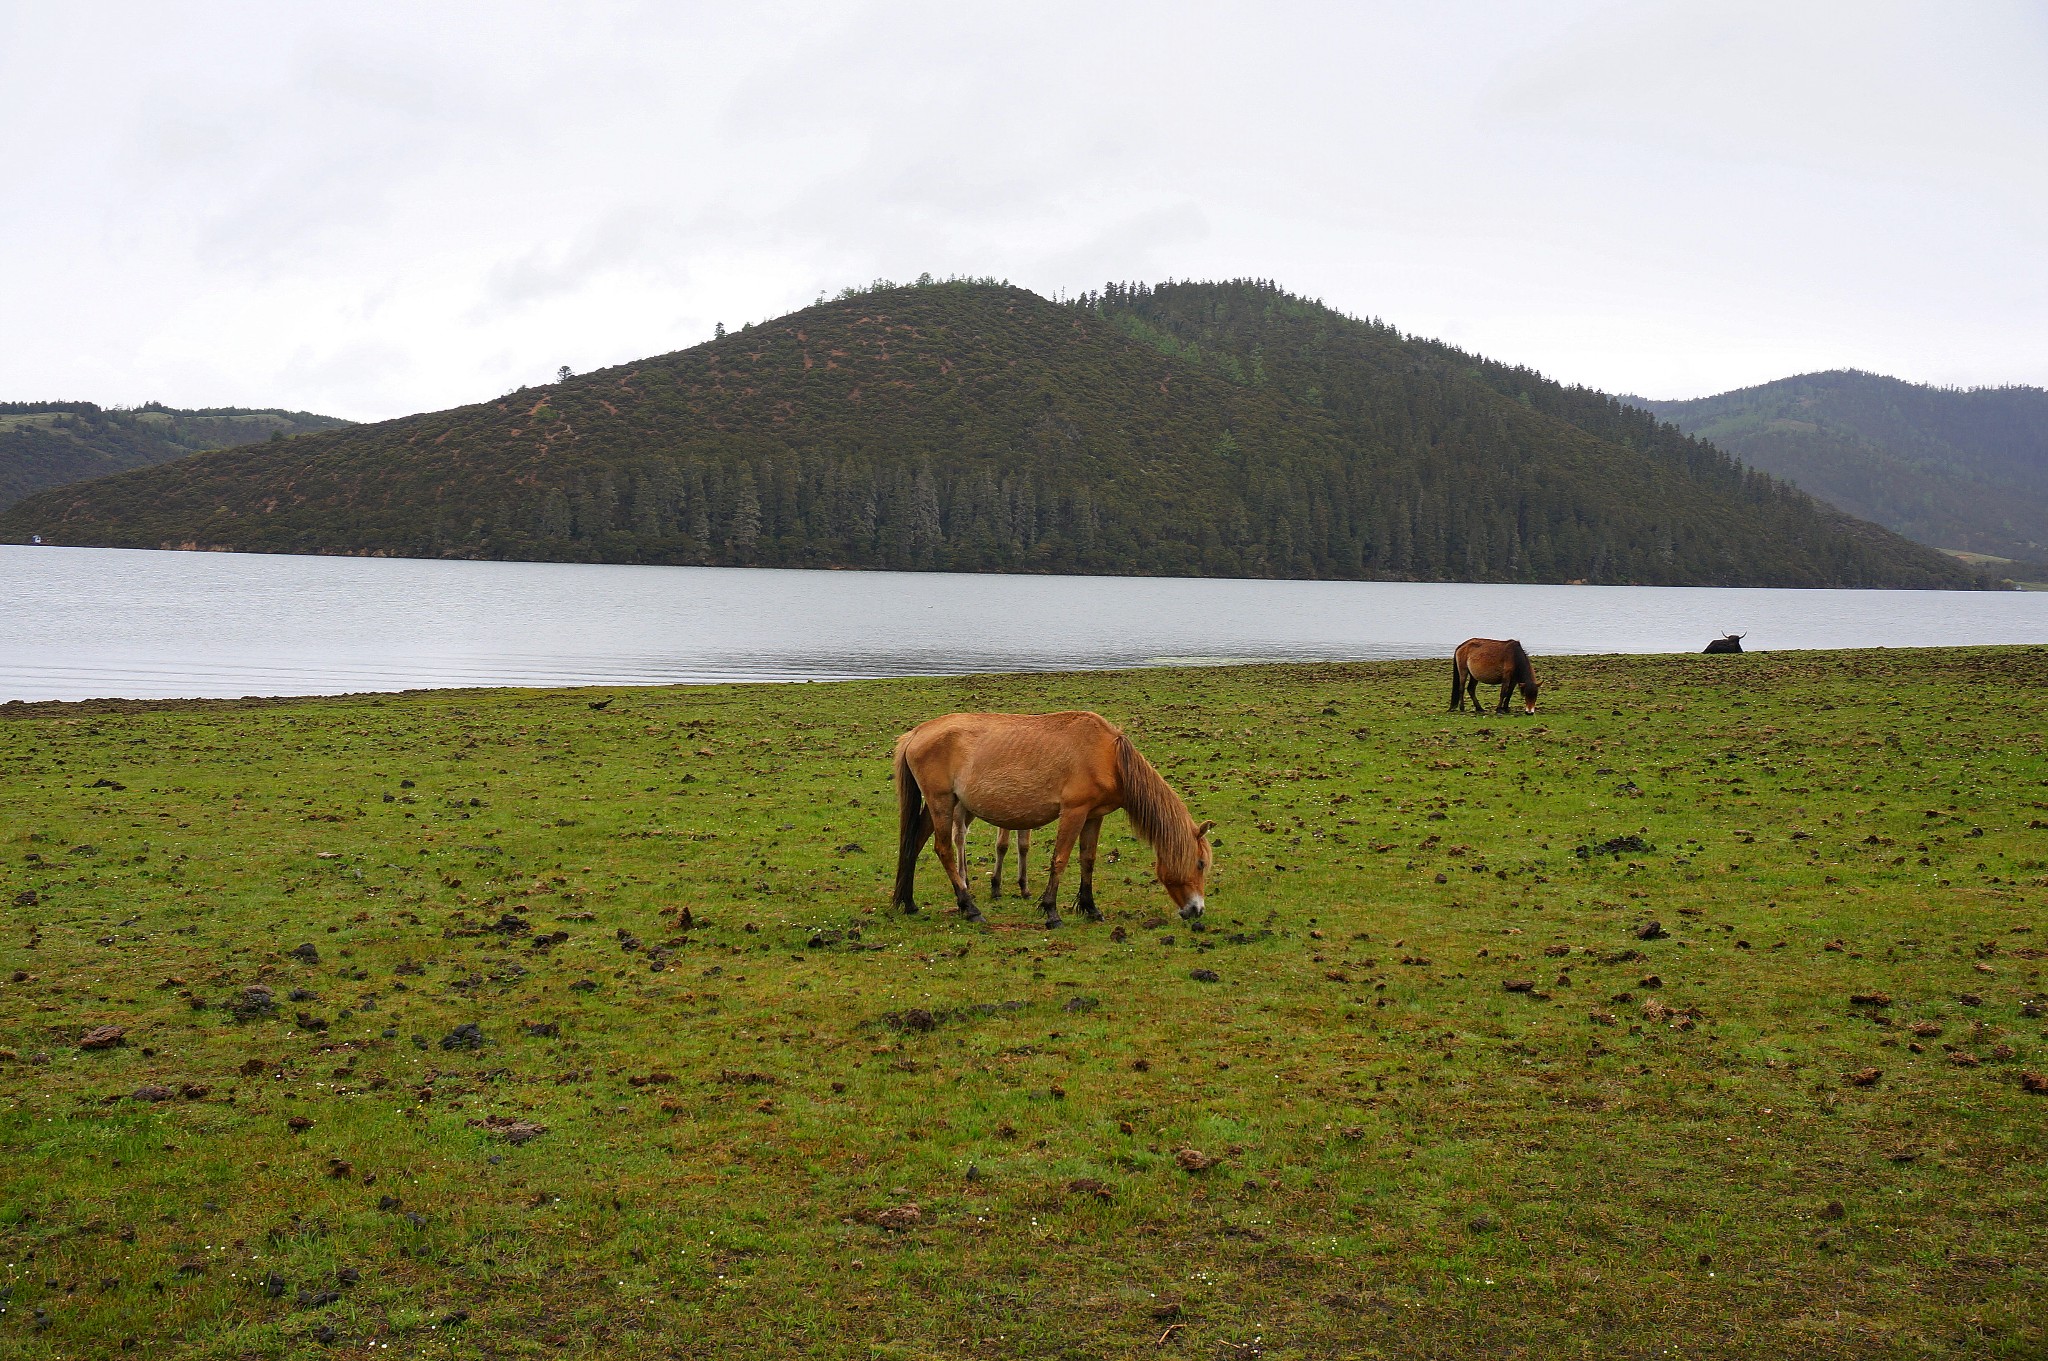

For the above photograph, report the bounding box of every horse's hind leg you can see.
[1036,807,1087,929]
[900,807,933,913]
[926,793,983,922]
[990,828,1010,898]
[1074,816,1105,922]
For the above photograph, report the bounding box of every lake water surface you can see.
[3,545,2044,702]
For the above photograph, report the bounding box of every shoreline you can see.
[4,642,2044,717]
[0,536,2015,590]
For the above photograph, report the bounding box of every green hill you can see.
[1632,371,2048,567]
[0,281,1980,588]
[0,402,351,512]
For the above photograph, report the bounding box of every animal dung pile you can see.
[468,1115,548,1145]
[1641,998,1702,1030]
[77,1025,126,1050]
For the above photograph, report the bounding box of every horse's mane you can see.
[1509,640,1536,690]
[1115,733,1199,878]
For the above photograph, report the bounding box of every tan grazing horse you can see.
[893,711,1213,927]
[1451,637,1540,714]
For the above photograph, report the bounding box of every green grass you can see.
[2,648,2045,1358]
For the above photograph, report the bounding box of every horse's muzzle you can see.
[1180,895,1205,920]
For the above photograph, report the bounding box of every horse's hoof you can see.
[1042,914,1063,929]
[1081,906,1104,923]
[900,902,920,915]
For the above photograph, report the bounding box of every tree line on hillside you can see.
[0,280,1981,589]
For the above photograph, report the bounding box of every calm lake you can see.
[3,544,2045,702]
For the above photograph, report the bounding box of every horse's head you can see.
[1519,679,1539,715]
[1161,819,1215,920]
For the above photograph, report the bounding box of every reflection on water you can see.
[3,545,2044,702]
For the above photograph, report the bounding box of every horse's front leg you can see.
[1036,808,1088,929]
[927,794,983,922]
[1495,682,1513,715]
[1074,816,1105,922]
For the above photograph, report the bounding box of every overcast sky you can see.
[4,1,2044,421]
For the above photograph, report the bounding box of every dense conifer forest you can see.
[0,402,350,511]
[1636,371,2048,567]
[0,281,1981,588]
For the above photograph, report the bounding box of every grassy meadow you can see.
[2,648,2045,1359]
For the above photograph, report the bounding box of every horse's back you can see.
[1455,637,1521,676]
[902,710,1116,758]
[900,712,1121,827]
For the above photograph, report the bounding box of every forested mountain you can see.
[0,281,1980,588]
[0,402,351,511]
[1635,372,2048,564]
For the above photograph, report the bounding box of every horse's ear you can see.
[1195,819,1216,838]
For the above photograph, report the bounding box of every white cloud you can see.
[0,0,2042,419]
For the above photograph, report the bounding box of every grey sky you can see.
[4,1,2044,421]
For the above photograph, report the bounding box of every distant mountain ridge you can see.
[0,280,1980,589]
[0,402,351,512]
[1633,371,2048,565]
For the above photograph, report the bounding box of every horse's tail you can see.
[1449,647,1466,710]
[892,742,924,909]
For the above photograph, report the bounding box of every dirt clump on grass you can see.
[78,1025,126,1050]
[470,1115,548,1145]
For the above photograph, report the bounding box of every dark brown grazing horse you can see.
[1703,634,1744,654]
[894,711,1213,927]
[1451,638,1540,715]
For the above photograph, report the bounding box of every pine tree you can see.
[727,467,761,552]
